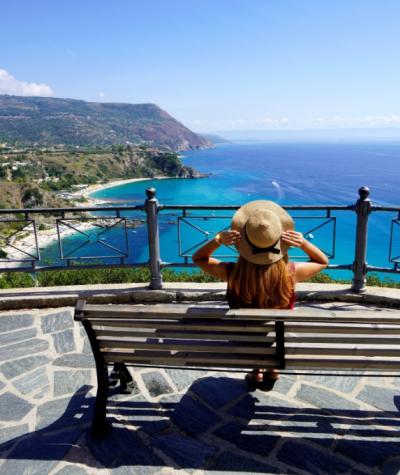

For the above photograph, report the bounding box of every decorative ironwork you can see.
[57,217,129,263]
[389,215,400,271]
[1,188,400,286]
[177,215,236,263]
[290,215,336,259]
[176,213,336,262]
[0,218,39,269]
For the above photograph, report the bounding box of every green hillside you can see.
[0,95,211,151]
[0,145,202,210]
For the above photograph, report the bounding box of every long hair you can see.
[228,255,294,309]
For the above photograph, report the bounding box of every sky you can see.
[1,0,400,134]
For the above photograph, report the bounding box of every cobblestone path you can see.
[0,303,400,474]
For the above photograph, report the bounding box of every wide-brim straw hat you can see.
[231,200,294,265]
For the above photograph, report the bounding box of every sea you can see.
[44,141,400,280]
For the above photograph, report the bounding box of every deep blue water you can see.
[45,141,400,280]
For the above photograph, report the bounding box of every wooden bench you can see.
[74,300,400,438]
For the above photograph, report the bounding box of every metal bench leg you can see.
[108,363,121,387]
[91,362,111,439]
[109,362,134,393]
[118,363,135,394]
[81,320,112,439]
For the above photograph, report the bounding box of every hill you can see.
[0,145,203,209]
[0,95,211,151]
[201,133,231,144]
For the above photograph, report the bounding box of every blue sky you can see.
[1,0,400,133]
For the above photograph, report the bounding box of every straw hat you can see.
[231,200,294,265]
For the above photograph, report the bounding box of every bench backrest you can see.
[75,301,400,372]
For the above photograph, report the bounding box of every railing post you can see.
[145,187,163,289]
[351,186,371,293]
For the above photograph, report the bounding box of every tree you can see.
[22,187,44,208]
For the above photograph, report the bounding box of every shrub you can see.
[0,268,398,289]
[0,272,36,288]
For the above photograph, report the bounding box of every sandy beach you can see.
[73,176,169,207]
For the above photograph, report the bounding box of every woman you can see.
[192,200,329,390]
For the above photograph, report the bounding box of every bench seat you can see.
[74,300,400,437]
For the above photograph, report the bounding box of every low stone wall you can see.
[1,282,400,310]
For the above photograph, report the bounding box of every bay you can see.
[45,141,400,280]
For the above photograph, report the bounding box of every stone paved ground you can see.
[1,302,400,474]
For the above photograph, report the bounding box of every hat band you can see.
[244,227,281,255]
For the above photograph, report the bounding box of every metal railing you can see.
[0,186,399,292]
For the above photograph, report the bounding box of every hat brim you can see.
[231,200,294,265]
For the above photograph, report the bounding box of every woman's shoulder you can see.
[287,261,296,272]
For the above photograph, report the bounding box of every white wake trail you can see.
[271,180,284,201]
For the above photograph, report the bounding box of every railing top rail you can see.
[371,205,400,212]
[1,205,399,214]
[0,205,145,215]
[159,204,353,211]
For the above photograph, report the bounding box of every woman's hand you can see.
[281,230,329,283]
[281,230,305,248]
[192,229,241,282]
[216,230,242,246]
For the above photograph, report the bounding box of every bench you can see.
[74,300,400,438]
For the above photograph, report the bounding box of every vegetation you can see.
[0,145,196,210]
[0,267,399,289]
[0,95,210,151]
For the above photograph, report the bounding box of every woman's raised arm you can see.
[281,230,329,283]
[192,230,241,281]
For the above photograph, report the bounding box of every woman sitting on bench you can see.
[193,200,328,390]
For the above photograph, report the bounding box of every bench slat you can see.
[98,336,400,357]
[81,305,400,324]
[286,357,400,370]
[94,328,276,342]
[285,345,400,357]
[94,328,400,345]
[285,335,400,344]
[83,304,294,318]
[98,339,275,354]
[90,319,400,336]
[101,350,276,367]
[89,319,276,332]
[285,323,400,334]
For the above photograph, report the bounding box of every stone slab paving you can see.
[0,302,400,474]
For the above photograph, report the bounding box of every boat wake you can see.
[271,180,284,201]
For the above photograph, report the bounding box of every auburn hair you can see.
[228,255,294,309]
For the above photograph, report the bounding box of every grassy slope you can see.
[0,146,190,208]
[0,95,210,150]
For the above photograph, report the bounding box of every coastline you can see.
[1,221,96,267]
[1,176,168,264]
[2,172,208,266]
[74,176,170,206]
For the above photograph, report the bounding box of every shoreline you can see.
[1,176,170,264]
[73,176,170,206]
[1,221,97,268]
[2,173,208,266]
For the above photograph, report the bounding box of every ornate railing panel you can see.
[0,218,40,270]
[0,186,399,291]
[0,205,146,272]
[177,214,236,261]
[174,212,337,262]
[389,215,400,271]
[57,217,129,262]
[162,204,348,269]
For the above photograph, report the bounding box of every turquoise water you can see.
[46,141,400,279]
